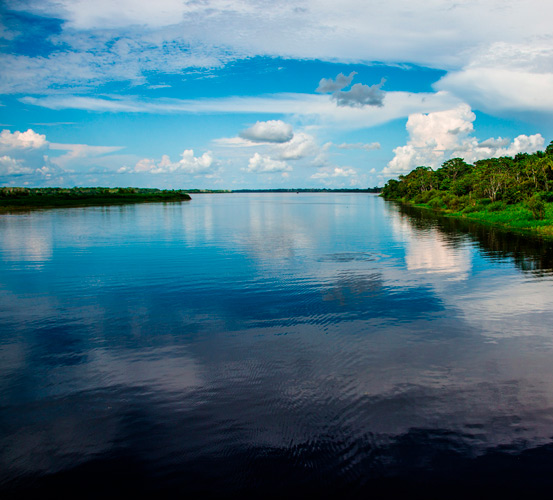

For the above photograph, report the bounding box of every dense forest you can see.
[381,141,553,225]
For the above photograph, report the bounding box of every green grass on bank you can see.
[408,199,553,238]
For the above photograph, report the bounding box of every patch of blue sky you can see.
[0,8,63,58]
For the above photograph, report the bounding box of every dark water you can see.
[2,193,553,497]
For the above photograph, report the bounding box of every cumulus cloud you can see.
[0,128,50,180]
[133,150,216,175]
[0,155,33,175]
[239,120,293,143]
[0,129,48,150]
[243,153,292,174]
[316,72,357,93]
[0,128,135,183]
[383,104,545,176]
[277,132,318,160]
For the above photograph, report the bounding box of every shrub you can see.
[428,196,446,210]
[539,191,553,203]
[527,194,545,220]
[487,201,507,212]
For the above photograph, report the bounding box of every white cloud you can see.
[435,67,553,115]
[433,41,553,114]
[473,134,545,160]
[3,0,553,126]
[0,129,48,150]
[311,166,357,179]
[239,120,293,143]
[243,153,292,174]
[20,91,463,131]
[211,136,259,148]
[10,1,553,69]
[0,155,33,175]
[277,132,318,160]
[133,149,216,175]
[0,128,135,183]
[48,143,125,168]
[383,104,545,176]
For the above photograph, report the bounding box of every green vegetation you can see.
[0,187,191,211]
[381,140,553,238]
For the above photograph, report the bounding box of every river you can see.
[2,193,553,496]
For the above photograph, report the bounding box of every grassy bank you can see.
[405,199,553,238]
[0,187,191,211]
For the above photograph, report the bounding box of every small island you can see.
[381,140,553,238]
[0,187,191,211]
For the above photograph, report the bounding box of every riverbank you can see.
[397,199,553,239]
[0,187,191,211]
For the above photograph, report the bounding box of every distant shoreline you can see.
[189,188,382,193]
[0,187,382,212]
[0,187,191,212]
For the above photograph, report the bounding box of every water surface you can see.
[2,193,553,496]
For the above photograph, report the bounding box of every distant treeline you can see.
[381,141,553,218]
[0,187,191,209]
[230,188,382,193]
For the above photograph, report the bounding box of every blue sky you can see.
[1,0,552,189]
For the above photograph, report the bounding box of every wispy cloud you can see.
[20,91,463,130]
[336,142,381,151]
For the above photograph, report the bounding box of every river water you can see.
[2,193,553,497]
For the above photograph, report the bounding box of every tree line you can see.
[381,141,553,219]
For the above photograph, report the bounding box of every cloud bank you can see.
[383,105,545,175]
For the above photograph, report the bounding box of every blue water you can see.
[2,193,553,497]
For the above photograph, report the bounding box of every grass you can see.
[410,200,553,239]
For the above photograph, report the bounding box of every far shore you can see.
[0,187,191,212]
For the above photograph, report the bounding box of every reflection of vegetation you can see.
[381,141,553,238]
[393,202,553,276]
[0,187,191,210]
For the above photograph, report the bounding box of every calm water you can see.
[2,193,553,497]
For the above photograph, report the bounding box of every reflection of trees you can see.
[389,201,553,275]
